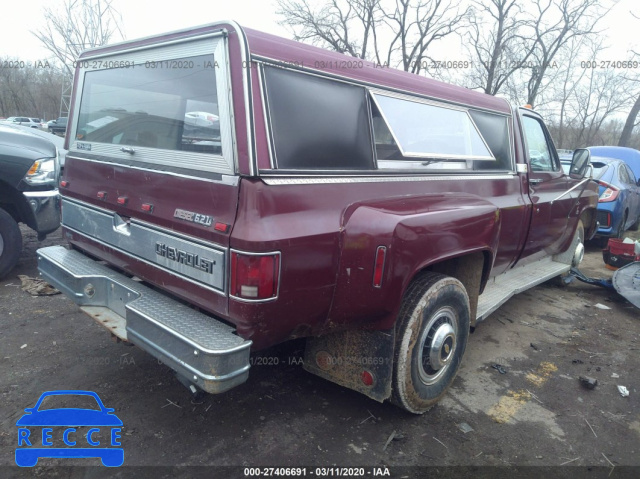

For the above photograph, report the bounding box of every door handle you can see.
[529,178,543,185]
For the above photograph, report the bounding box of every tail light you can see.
[230,251,280,300]
[597,181,619,202]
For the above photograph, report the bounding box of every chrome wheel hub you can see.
[572,242,585,267]
[418,306,458,385]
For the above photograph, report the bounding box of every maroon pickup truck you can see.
[37,22,598,414]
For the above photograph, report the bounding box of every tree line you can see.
[3,0,640,150]
[277,0,640,150]
[0,0,123,121]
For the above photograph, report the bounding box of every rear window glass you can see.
[371,93,494,160]
[76,54,221,155]
[591,161,609,180]
[263,66,374,170]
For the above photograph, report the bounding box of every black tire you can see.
[615,212,628,239]
[391,272,470,414]
[0,208,22,279]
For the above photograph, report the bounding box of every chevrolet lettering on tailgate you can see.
[155,242,216,274]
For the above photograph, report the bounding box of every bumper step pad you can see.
[37,246,251,393]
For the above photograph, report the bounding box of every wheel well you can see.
[0,180,24,223]
[418,251,489,328]
[580,209,596,239]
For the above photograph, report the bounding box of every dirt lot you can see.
[1,226,639,477]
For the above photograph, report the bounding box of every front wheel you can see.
[0,208,22,279]
[391,273,470,414]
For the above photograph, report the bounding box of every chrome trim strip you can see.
[80,31,227,60]
[63,196,228,249]
[227,21,258,176]
[64,155,239,186]
[377,160,469,170]
[257,64,276,170]
[551,178,592,203]
[64,224,228,298]
[23,190,59,198]
[229,249,282,303]
[260,174,514,185]
[62,198,228,294]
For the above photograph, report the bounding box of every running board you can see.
[476,257,570,321]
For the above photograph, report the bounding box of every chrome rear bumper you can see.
[37,245,251,393]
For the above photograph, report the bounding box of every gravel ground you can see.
[1,226,639,478]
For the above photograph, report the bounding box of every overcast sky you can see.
[1,0,639,62]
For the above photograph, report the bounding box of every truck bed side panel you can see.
[229,175,527,349]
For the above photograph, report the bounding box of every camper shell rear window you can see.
[69,35,235,176]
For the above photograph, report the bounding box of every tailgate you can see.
[60,31,240,317]
[61,158,237,296]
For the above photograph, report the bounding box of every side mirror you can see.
[570,148,591,178]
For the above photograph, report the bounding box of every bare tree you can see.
[277,0,470,74]
[465,0,532,95]
[618,91,640,147]
[523,0,612,107]
[32,0,125,76]
[618,10,640,148]
[544,55,633,149]
[277,0,379,58]
[0,58,65,119]
[572,68,632,146]
[548,36,592,147]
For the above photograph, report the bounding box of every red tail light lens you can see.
[230,252,280,300]
[597,181,619,202]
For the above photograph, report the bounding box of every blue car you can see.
[588,146,640,185]
[15,390,123,467]
[588,157,640,238]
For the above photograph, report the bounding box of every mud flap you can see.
[303,328,395,403]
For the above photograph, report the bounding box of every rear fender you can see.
[325,192,500,332]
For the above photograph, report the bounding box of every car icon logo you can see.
[15,390,124,467]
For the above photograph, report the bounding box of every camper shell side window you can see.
[261,66,514,174]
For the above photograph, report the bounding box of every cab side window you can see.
[522,116,558,172]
